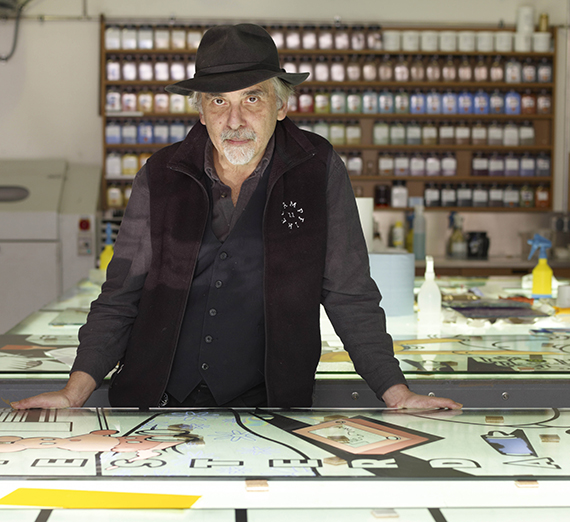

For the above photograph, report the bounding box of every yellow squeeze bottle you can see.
[99,222,115,273]
[527,233,552,298]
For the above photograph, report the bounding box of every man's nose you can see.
[226,104,245,128]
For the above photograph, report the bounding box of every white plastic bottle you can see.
[417,255,442,325]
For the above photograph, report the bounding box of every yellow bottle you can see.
[527,234,552,298]
[99,222,114,273]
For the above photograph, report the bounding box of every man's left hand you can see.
[382,384,462,410]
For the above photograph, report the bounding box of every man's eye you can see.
[213,99,224,105]
[247,96,258,103]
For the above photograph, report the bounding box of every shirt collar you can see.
[204,134,275,183]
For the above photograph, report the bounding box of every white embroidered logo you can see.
[281,201,305,230]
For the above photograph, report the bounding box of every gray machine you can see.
[0,159,100,333]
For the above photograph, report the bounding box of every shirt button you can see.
[220,252,228,260]
[209,308,217,316]
[215,280,223,288]
[221,193,227,198]
[202,363,209,371]
[204,335,213,343]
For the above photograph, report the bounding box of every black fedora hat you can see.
[166,24,309,95]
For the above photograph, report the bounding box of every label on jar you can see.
[488,127,503,144]
[504,188,519,204]
[154,93,169,112]
[286,32,301,49]
[347,156,363,175]
[315,94,330,112]
[426,157,441,175]
[107,61,121,81]
[314,63,330,82]
[394,93,409,113]
[520,126,535,142]
[330,93,346,113]
[335,32,350,50]
[347,94,362,113]
[489,158,504,173]
[536,190,549,202]
[302,32,317,49]
[505,157,520,173]
[171,62,186,81]
[472,127,487,142]
[171,29,186,49]
[121,124,137,143]
[106,91,121,112]
[121,93,137,112]
[170,94,186,113]
[105,27,121,49]
[394,157,410,174]
[318,32,333,49]
[298,93,314,112]
[390,126,406,143]
[374,125,389,145]
[422,126,437,140]
[442,157,457,175]
[536,157,551,172]
[154,124,169,143]
[538,64,552,83]
[331,63,345,82]
[441,188,456,204]
[105,123,121,144]
[473,188,488,203]
[442,93,457,114]
[122,154,139,176]
[379,157,394,173]
[155,62,170,81]
[521,158,536,170]
[503,127,520,146]
[440,126,455,140]
[456,127,470,141]
[537,95,552,113]
[363,92,378,113]
[490,94,504,113]
[122,62,137,81]
[363,64,377,81]
[473,158,489,170]
[457,186,472,200]
[138,93,153,112]
[425,187,440,204]
[426,93,441,113]
[346,125,361,144]
[107,186,123,206]
[407,126,422,141]
[346,63,361,81]
[490,187,504,202]
[139,62,153,81]
[410,157,426,175]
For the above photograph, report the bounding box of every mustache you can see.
[221,129,257,142]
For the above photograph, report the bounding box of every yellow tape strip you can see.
[0,488,200,509]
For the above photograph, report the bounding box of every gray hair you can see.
[188,77,294,113]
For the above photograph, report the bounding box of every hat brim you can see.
[165,69,309,96]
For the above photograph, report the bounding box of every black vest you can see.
[166,166,269,404]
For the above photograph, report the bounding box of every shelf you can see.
[336,144,552,152]
[353,175,551,183]
[374,206,551,212]
[288,112,552,120]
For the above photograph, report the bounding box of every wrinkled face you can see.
[199,80,288,167]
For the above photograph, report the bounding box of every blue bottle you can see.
[442,91,458,114]
[505,90,521,115]
[473,90,490,115]
[457,91,473,114]
[410,90,426,114]
[426,90,442,114]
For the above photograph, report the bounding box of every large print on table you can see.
[0,408,568,479]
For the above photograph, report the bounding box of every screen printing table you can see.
[0,406,570,521]
[1,278,570,408]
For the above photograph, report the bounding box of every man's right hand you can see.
[10,371,97,410]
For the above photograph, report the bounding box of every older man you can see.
[13,24,460,410]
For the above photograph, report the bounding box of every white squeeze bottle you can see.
[417,255,441,324]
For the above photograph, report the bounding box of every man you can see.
[13,24,460,411]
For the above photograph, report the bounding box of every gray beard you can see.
[220,129,257,165]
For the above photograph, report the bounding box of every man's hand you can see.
[10,371,97,410]
[382,384,462,410]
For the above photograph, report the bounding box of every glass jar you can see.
[298,56,313,81]
[519,121,535,146]
[439,122,455,145]
[373,122,390,145]
[472,153,489,176]
[330,90,347,113]
[121,120,137,144]
[394,55,410,82]
[426,90,442,114]
[170,26,186,49]
[330,56,346,82]
[154,26,170,49]
[442,154,457,176]
[287,93,298,112]
[442,56,457,81]
[378,55,394,81]
[346,55,361,81]
[503,122,520,146]
[302,25,318,50]
[489,90,505,114]
[347,89,362,113]
[105,25,121,50]
[347,152,363,175]
[314,90,331,114]
[138,55,154,81]
[488,153,505,176]
[455,121,471,145]
[105,120,121,144]
[474,56,488,82]
[426,56,441,81]
[137,25,154,49]
[504,153,520,176]
[406,121,422,145]
[374,184,391,206]
[505,91,521,115]
[521,90,537,115]
[489,184,504,207]
[488,121,504,145]
[458,91,473,114]
[378,90,394,114]
[410,154,426,176]
[394,154,410,176]
[441,184,457,206]
[121,55,137,81]
[318,25,334,49]
[537,58,552,83]
[442,91,458,114]
[426,153,441,176]
[473,90,490,114]
[389,122,406,145]
[351,25,366,50]
[285,24,301,49]
[121,25,137,49]
[298,89,314,113]
[121,89,137,112]
[391,180,409,208]
[410,90,426,114]
[522,58,537,82]
[472,184,489,207]
[346,121,362,145]
[505,58,522,83]
[410,55,425,81]
[367,25,383,50]
[457,183,473,206]
[378,153,394,175]
[422,121,438,145]
[519,184,535,208]
[362,55,377,81]
[535,185,550,208]
[472,121,487,145]
[490,56,504,82]
[186,26,202,50]
[536,153,551,176]
[458,56,473,81]
[137,89,153,113]
[153,120,169,144]
[154,55,169,81]
[503,185,520,207]
[269,25,285,49]
[394,90,410,114]
[362,90,379,113]
[519,153,536,176]
[537,90,552,114]
[106,55,121,81]
[334,24,350,50]
[169,93,186,114]
[424,183,441,207]
[282,56,298,74]
[314,56,330,82]
[170,56,186,81]
[313,120,330,140]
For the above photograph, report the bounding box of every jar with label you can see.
[121,89,137,112]
[521,91,537,115]
[314,90,331,114]
[170,26,186,49]
[394,90,410,114]
[346,121,361,145]
[313,120,329,140]
[298,89,314,113]
[394,55,410,82]
[285,25,301,49]
[367,25,382,50]
[535,185,550,208]
[169,93,186,114]
[137,25,153,49]
[536,153,551,176]
[154,55,169,81]
[503,122,520,146]
[378,153,394,175]
[106,55,121,81]
[137,55,153,81]
[537,58,552,83]
[394,155,410,176]
[334,24,350,50]
[362,90,379,114]
[519,184,535,207]
[474,56,488,81]
[186,26,202,50]
[121,55,137,81]
[442,154,457,176]
[441,184,457,206]
[505,58,522,83]
[519,121,535,146]
[137,89,153,113]
[389,122,406,145]
[105,25,121,49]
[405,121,422,145]
[473,90,490,114]
[105,121,121,144]
[426,56,441,81]
[410,55,425,81]
[351,25,366,50]
[154,25,170,49]
[472,153,489,176]
[347,152,363,175]
[442,56,457,81]
[442,91,457,114]
[457,183,473,206]
[410,90,426,114]
[439,122,455,145]
[121,120,137,144]
[537,90,552,114]
[154,90,169,114]
[488,153,505,176]
[422,121,438,145]
[137,121,153,144]
[521,58,537,83]
[331,56,346,81]
[488,121,504,145]
[391,180,409,208]
[373,122,390,145]
[314,56,330,82]
[300,25,317,50]
[107,184,123,207]
[504,153,520,176]
[362,55,377,81]
[410,154,426,176]
[473,184,489,207]
[458,56,473,81]
[153,120,169,144]
[489,184,504,206]
[378,55,394,81]
[489,90,504,114]
[426,153,441,176]
[424,183,441,207]
[347,89,362,113]
[330,90,347,113]
[122,152,139,176]
[426,90,442,114]
[490,56,504,82]
[457,91,473,114]
[282,56,298,74]
[121,25,137,49]
[455,121,471,145]
[374,184,391,207]
[519,153,536,176]
[169,120,186,143]
[170,56,186,81]
[503,185,519,207]
[471,122,487,145]
[373,90,391,114]
[318,25,334,49]
[345,55,361,81]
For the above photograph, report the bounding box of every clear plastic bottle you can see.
[417,256,442,324]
